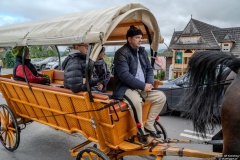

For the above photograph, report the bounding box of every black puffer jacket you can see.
[112,44,154,100]
[62,51,98,93]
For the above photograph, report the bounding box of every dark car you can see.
[158,67,231,116]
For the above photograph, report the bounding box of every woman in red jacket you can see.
[12,46,50,84]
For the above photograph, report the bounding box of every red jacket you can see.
[16,65,45,83]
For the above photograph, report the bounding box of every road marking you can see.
[180,129,214,141]
[183,129,214,137]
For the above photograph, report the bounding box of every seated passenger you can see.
[113,26,166,144]
[93,47,110,92]
[12,46,50,84]
[62,44,99,93]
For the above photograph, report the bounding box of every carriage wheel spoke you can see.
[2,108,7,122]
[0,130,5,137]
[6,110,9,124]
[4,130,7,144]
[0,112,4,123]
[9,130,16,141]
[85,152,93,160]
[9,119,13,125]
[8,127,16,131]
[7,132,13,148]
[8,130,16,144]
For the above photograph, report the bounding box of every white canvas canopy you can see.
[0,3,163,59]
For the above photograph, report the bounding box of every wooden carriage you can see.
[0,3,221,160]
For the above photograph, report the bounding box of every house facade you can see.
[167,18,240,78]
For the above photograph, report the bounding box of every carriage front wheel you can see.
[0,104,20,151]
[76,146,110,160]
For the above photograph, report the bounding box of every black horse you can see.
[179,50,240,155]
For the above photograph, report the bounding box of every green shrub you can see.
[5,50,15,68]
[154,70,165,80]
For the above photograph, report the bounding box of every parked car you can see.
[45,56,67,70]
[31,58,43,63]
[158,67,231,116]
[32,57,57,71]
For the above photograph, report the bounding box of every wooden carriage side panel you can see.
[103,102,152,147]
[31,85,99,141]
[4,84,29,116]
[53,95,81,133]
[70,96,97,139]
[21,87,45,121]
[0,83,22,115]
[45,94,72,131]
[0,77,101,142]
[32,89,59,127]
[14,86,39,119]
[91,101,111,124]
[89,100,115,145]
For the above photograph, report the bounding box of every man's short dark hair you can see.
[126,25,143,39]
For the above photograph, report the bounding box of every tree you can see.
[5,50,15,68]
[29,46,58,58]
[154,70,165,80]
[61,49,70,56]
[45,47,58,57]
[29,46,44,58]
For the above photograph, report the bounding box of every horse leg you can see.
[221,74,240,155]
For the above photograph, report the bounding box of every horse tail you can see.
[179,50,240,136]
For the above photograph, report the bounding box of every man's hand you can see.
[144,83,153,91]
[97,83,103,91]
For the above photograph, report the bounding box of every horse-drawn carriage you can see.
[0,3,223,159]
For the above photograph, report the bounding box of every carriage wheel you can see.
[0,104,20,151]
[154,121,167,140]
[76,147,110,160]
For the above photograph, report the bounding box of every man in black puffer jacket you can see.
[113,26,166,144]
[62,44,98,93]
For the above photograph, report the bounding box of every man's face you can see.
[128,35,142,48]
[76,44,89,54]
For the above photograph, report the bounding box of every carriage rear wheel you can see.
[0,104,20,151]
[154,121,167,140]
[76,147,110,160]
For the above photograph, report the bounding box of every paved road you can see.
[0,68,13,75]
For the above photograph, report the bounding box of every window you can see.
[184,57,189,64]
[222,43,230,52]
[175,51,182,64]
[180,37,200,44]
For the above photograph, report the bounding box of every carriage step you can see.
[119,137,155,151]
[205,140,223,145]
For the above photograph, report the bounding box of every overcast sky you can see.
[0,0,240,49]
